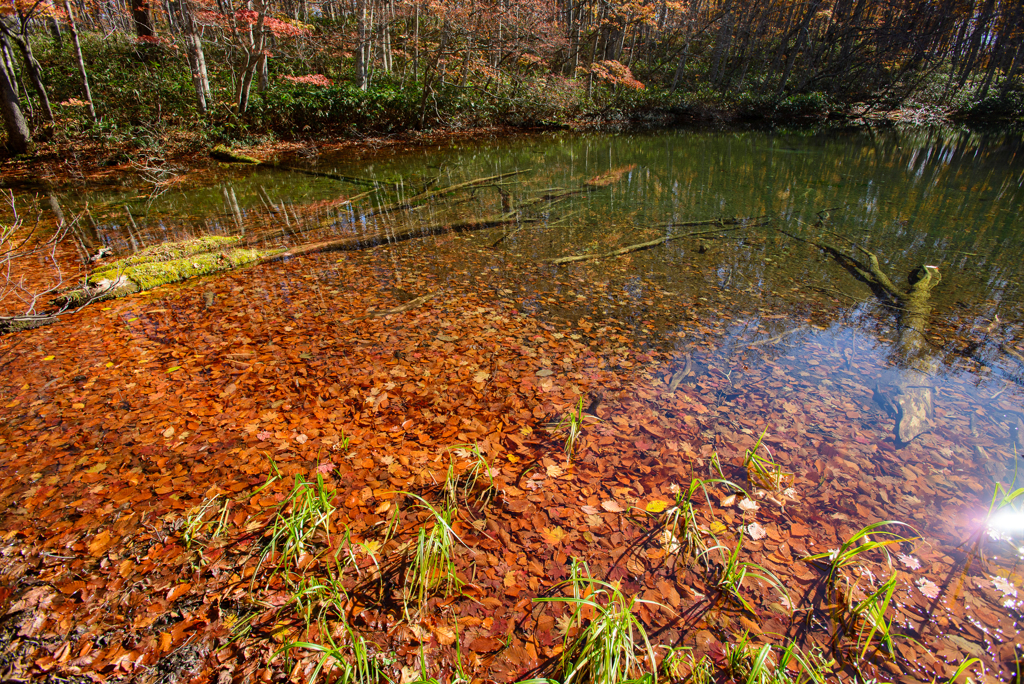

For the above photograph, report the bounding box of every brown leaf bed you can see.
[0,239,1021,684]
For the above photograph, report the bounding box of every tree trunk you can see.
[774,0,821,98]
[0,54,29,152]
[709,3,734,88]
[63,0,96,121]
[132,0,156,37]
[179,0,211,113]
[235,7,267,114]
[2,24,55,124]
[47,15,63,46]
[0,33,18,96]
[0,53,31,154]
[355,0,370,90]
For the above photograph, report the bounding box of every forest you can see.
[2,0,1024,158]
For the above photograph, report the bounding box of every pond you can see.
[1,125,1023,682]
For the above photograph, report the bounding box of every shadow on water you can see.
[14,124,1024,677]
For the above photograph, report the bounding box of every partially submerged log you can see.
[37,214,527,324]
[54,243,280,308]
[210,145,261,164]
[272,213,529,260]
[363,170,530,220]
[784,227,942,444]
[211,145,441,190]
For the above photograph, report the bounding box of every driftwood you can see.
[783,225,942,444]
[543,218,763,265]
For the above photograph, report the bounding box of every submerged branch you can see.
[747,325,809,348]
[544,218,764,265]
[1000,343,1024,368]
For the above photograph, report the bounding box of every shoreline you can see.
[1,102,1002,193]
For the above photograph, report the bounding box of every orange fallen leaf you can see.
[87,530,114,557]
[166,583,191,602]
[602,500,625,513]
[542,526,567,544]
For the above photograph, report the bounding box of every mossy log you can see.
[92,235,245,273]
[53,246,282,309]
[30,213,524,331]
[210,145,262,164]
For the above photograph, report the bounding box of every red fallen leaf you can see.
[469,636,502,653]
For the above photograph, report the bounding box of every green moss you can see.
[89,247,282,291]
[92,235,243,275]
[211,145,262,164]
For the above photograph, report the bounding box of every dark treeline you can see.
[2,0,1023,156]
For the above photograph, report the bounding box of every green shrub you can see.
[957,87,1024,123]
[777,91,831,117]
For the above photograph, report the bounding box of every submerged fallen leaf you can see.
[897,553,921,570]
[746,522,767,540]
[917,578,940,599]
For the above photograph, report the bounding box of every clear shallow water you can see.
[29,125,1024,674]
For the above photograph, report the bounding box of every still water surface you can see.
[54,125,1024,674]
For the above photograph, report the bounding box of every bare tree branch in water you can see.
[0,191,121,334]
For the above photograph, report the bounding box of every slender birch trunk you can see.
[1,22,55,124]
[63,0,96,121]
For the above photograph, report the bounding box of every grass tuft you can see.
[535,558,662,684]
[802,520,917,586]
